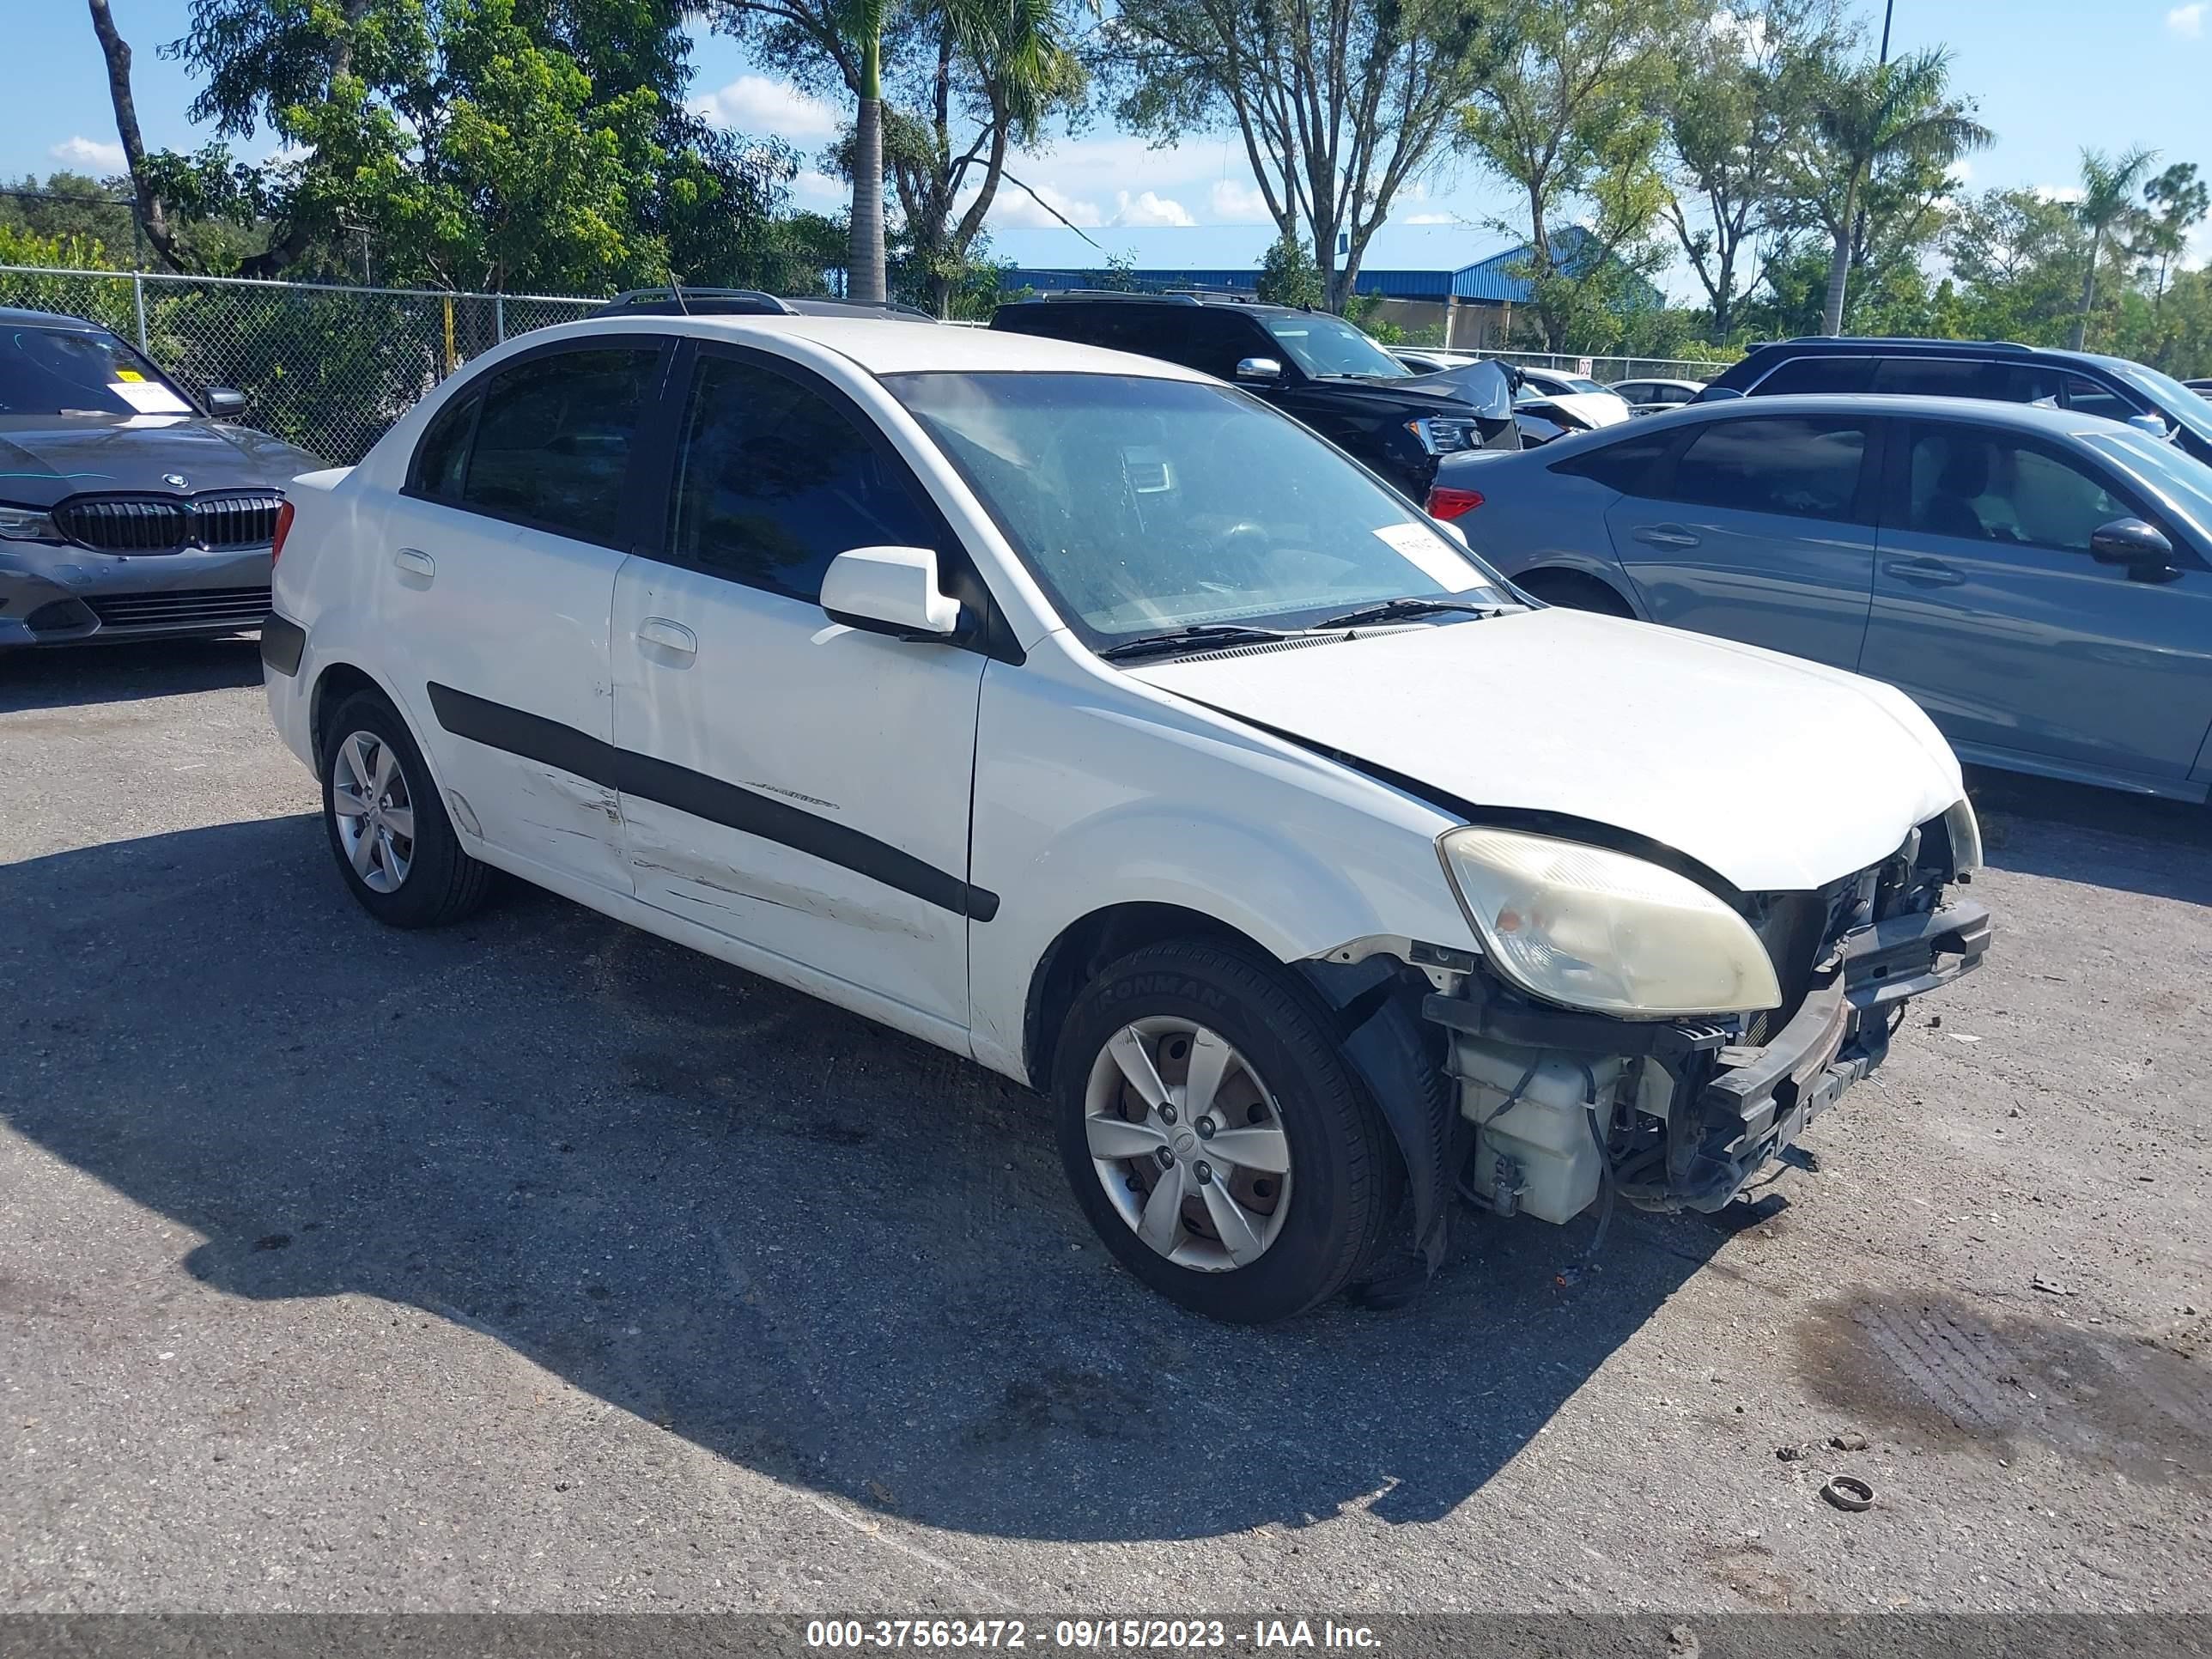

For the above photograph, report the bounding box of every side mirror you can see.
[820,545,964,638]
[1234,356,1284,384]
[2126,412,2172,441]
[204,386,248,417]
[2089,517,2179,582]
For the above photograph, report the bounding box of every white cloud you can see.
[49,135,126,172]
[1208,178,1273,222]
[994,179,1105,229]
[695,75,842,143]
[1950,159,1972,184]
[791,168,847,205]
[2168,3,2204,37]
[1402,211,1459,226]
[2034,183,2086,204]
[1111,190,1194,228]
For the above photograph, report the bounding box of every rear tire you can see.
[1516,568,1635,617]
[320,689,492,928]
[1052,940,1395,1323]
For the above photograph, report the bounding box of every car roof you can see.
[0,306,105,331]
[1001,291,1303,315]
[531,312,1217,382]
[1744,335,2103,368]
[1577,392,2148,441]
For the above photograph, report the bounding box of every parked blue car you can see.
[1437,393,2212,800]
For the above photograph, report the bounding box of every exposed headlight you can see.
[1438,827,1782,1017]
[1404,416,1480,454]
[0,503,64,544]
[1942,795,1983,876]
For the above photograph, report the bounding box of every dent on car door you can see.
[610,344,988,1033]
[383,342,666,892]
[1859,421,2212,782]
[1601,412,1879,669]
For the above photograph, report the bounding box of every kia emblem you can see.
[163,473,189,489]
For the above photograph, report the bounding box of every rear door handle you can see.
[393,548,435,579]
[1886,558,1965,587]
[1632,525,1700,548]
[635,617,698,659]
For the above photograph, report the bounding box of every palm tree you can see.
[839,0,1067,306]
[2068,144,2157,349]
[1802,49,1990,336]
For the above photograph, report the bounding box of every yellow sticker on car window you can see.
[114,368,146,381]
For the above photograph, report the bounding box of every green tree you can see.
[1255,230,1323,308]
[710,0,1079,310]
[1460,0,1696,350]
[1658,0,1843,343]
[1779,46,1989,336]
[1940,185,2082,343]
[1106,0,1509,312]
[2068,144,2157,349]
[2136,161,2204,313]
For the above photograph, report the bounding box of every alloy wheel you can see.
[330,729,416,895]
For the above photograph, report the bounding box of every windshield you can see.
[2106,359,2212,446]
[2085,428,2212,537]
[1259,313,1408,379]
[0,325,197,417]
[1566,377,1609,395]
[888,372,1510,645]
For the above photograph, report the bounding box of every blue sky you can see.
[9,0,2209,291]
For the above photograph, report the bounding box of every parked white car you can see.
[263,315,1990,1322]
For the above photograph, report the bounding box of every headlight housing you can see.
[0,503,64,544]
[1941,795,1982,876]
[1404,416,1481,455]
[1438,827,1782,1017]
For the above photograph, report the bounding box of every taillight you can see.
[270,499,295,566]
[1427,485,1486,520]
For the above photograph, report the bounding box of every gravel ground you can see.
[1,637,2208,1615]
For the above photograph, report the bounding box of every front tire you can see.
[320,689,491,928]
[1051,940,1395,1323]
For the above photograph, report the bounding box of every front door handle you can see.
[635,617,698,659]
[1886,558,1965,587]
[393,547,435,579]
[1632,524,1700,548]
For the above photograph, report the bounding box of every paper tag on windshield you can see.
[1374,521,1484,592]
[112,380,191,414]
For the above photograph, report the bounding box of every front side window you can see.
[1549,427,1679,495]
[668,355,941,602]
[1259,313,1408,379]
[460,347,660,544]
[1905,427,2130,553]
[889,371,1508,644]
[1669,415,1871,520]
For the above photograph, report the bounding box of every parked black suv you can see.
[1697,336,2212,466]
[989,292,1518,501]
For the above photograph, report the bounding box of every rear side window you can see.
[666,354,941,602]
[459,347,661,545]
[1870,357,2015,398]
[1548,427,1679,495]
[410,392,477,501]
[1752,356,1878,395]
[1670,415,1871,520]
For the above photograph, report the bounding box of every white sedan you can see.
[262,315,1989,1322]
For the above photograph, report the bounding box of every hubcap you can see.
[1083,1018,1293,1272]
[331,730,416,894]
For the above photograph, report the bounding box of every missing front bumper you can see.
[1425,896,1992,1217]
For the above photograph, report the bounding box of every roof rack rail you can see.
[1038,289,1201,303]
[1783,333,2037,356]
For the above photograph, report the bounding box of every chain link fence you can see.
[1487,349,1729,384]
[0,266,603,465]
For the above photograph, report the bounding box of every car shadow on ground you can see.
[1966,765,2212,906]
[0,635,264,714]
[0,815,1747,1543]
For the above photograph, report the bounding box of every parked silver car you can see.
[1434,393,2212,801]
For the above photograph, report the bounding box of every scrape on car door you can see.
[609,343,988,1040]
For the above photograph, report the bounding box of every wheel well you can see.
[1022,902,1276,1091]
[309,662,382,769]
[1515,566,1636,617]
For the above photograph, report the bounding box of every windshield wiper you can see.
[1310,597,1499,630]
[1096,623,1302,662]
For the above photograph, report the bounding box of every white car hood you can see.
[1131,609,1964,891]
[1550,392,1631,428]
